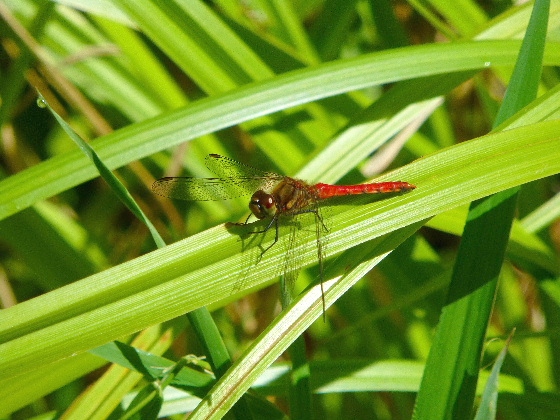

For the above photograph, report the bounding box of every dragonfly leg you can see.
[315,210,329,232]
[260,217,279,256]
[246,216,279,261]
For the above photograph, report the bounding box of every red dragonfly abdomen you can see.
[314,181,416,200]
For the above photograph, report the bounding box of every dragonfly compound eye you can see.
[249,190,276,219]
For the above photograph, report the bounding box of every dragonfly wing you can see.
[205,154,282,188]
[152,155,285,201]
[152,176,277,201]
[277,207,328,317]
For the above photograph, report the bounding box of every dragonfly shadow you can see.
[225,221,258,251]
[225,217,303,260]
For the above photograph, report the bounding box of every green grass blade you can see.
[287,334,312,419]
[473,332,514,420]
[2,40,559,221]
[189,223,423,419]
[40,95,165,248]
[413,1,550,419]
[1,120,560,380]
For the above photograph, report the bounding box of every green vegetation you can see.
[1,1,559,419]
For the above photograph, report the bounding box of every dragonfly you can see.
[152,154,416,315]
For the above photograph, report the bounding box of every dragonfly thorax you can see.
[249,190,276,219]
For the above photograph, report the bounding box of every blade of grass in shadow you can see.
[287,334,312,419]
[413,1,549,419]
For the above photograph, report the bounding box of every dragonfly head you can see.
[249,190,276,219]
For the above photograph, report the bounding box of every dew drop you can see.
[36,98,47,108]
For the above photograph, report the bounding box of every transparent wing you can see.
[152,154,284,201]
[280,202,327,312]
[152,176,274,201]
[205,154,279,180]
